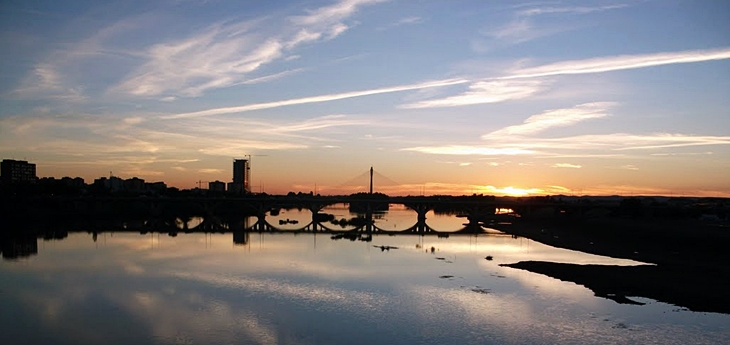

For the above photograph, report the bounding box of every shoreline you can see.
[491,217,730,269]
[494,218,730,314]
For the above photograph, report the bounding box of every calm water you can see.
[2,208,729,344]
[265,203,471,231]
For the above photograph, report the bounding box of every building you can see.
[1,236,38,260]
[124,177,145,192]
[145,181,167,192]
[209,180,225,192]
[232,159,250,194]
[61,176,85,188]
[0,159,37,184]
[93,176,124,192]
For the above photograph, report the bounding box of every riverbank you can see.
[501,261,730,314]
[492,217,730,269]
[494,218,730,314]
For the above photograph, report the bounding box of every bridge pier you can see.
[404,203,434,233]
[365,204,373,233]
[460,204,496,233]
[254,213,268,231]
[311,213,319,232]
[308,204,327,232]
[415,209,428,233]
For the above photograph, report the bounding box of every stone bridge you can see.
[2,194,589,234]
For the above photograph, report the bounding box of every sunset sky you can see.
[1,0,729,196]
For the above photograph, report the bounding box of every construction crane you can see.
[243,154,268,193]
[195,180,209,189]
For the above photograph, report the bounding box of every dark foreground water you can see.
[2,231,729,345]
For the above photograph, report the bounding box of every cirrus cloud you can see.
[502,47,730,79]
[400,80,546,109]
[484,102,615,138]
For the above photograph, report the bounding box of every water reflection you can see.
[1,232,729,345]
[258,203,502,232]
[174,216,204,230]
[266,207,311,230]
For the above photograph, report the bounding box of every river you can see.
[1,206,728,345]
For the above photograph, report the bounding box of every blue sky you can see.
[1,0,729,196]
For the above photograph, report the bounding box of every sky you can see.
[0,0,729,196]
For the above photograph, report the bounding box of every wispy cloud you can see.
[263,115,369,133]
[608,134,730,150]
[0,110,340,178]
[162,78,468,119]
[401,101,730,158]
[649,151,713,156]
[552,163,581,168]
[399,80,545,109]
[379,16,424,30]
[198,168,223,174]
[12,64,87,101]
[485,102,615,138]
[112,25,284,97]
[502,48,730,79]
[485,19,537,43]
[9,12,162,102]
[493,133,730,152]
[435,48,730,110]
[480,3,628,46]
[110,0,387,97]
[401,146,535,156]
[394,16,423,25]
[290,0,387,26]
[119,170,165,178]
[198,141,308,157]
[242,68,306,85]
[517,4,628,17]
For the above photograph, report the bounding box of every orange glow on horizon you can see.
[479,186,544,197]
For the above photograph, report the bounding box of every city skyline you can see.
[1,0,729,196]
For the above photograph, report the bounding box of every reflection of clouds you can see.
[3,232,730,345]
[169,271,383,312]
[424,211,465,231]
[406,285,534,328]
[236,310,279,345]
[261,259,376,280]
[105,288,281,345]
[422,236,643,266]
[123,261,145,275]
[133,291,155,308]
[402,285,645,345]
[485,262,601,302]
[24,293,66,322]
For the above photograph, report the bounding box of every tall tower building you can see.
[231,159,250,194]
[0,159,37,184]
